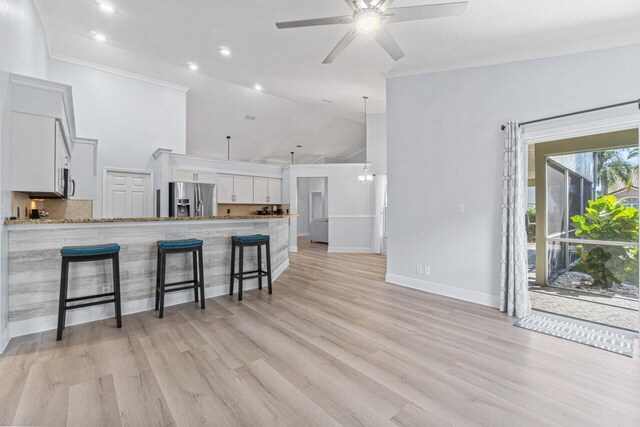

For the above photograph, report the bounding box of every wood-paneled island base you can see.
[6,216,291,337]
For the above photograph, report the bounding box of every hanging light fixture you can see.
[358,96,374,183]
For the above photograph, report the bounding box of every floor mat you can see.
[515,311,638,357]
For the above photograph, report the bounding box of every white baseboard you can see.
[328,246,373,253]
[385,273,499,308]
[297,232,310,237]
[0,326,9,354]
[7,259,289,342]
[289,246,298,252]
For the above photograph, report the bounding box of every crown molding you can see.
[50,53,191,93]
[386,38,640,80]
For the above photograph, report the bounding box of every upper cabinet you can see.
[11,112,69,197]
[268,178,282,204]
[171,168,216,184]
[256,177,281,204]
[253,177,269,204]
[218,174,281,204]
[233,175,254,204]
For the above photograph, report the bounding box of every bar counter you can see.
[5,216,292,336]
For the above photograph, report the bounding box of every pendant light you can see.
[358,96,374,183]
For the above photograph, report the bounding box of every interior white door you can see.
[268,178,282,204]
[105,170,152,218]
[234,175,254,204]
[253,177,268,204]
[217,174,234,203]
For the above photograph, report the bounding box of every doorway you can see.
[103,168,153,218]
[527,129,639,331]
[297,177,329,250]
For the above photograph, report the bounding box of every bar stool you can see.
[57,243,122,341]
[156,238,205,318]
[229,234,272,301]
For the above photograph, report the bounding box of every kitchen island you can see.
[5,215,293,336]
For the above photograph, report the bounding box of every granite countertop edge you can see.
[4,214,297,225]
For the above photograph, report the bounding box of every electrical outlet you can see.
[457,203,465,213]
[416,265,423,274]
[424,266,431,275]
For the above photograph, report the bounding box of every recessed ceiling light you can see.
[91,31,106,42]
[98,2,115,14]
[219,47,231,56]
[253,83,263,91]
[188,62,198,71]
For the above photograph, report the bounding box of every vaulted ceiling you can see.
[34,0,640,162]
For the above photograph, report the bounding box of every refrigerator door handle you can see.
[196,184,203,216]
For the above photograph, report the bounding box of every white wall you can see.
[386,44,640,307]
[285,164,374,253]
[70,139,97,201]
[366,113,387,174]
[0,0,51,351]
[48,59,187,217]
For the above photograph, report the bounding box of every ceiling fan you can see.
[275,0,468,64]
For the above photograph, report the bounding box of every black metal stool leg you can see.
[155,247,161,311]
[57,257,69,341]
[257,244,263,290]
[229,241,236,296]
[198,247,205,309]
[113,253,122,328]
[238,244,244,301]
[192,249,199,303]
[266,241,273,295]
[159,250,167,318]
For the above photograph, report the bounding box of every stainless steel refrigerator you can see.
[169,182,217,217]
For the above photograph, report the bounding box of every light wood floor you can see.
[1,238,639,426]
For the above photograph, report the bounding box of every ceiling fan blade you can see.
[276,15,353,29]
[323,28,359,64]
[385,1,468,23]
[374,26,405,61]
[344,0,358,12]
[376,0,395,11]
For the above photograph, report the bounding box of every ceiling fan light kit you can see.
[275,0,468,64]
[355,10,381,34]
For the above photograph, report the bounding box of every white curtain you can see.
[372,174,387,254]
[500,122,532,318]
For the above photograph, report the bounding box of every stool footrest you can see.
[66,291,115,303]
[163,279,197,287]
[66,298,116,310]
[158,284,201,294]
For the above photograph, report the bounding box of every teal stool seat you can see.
[232,235,269,243]
[157,239,204,250]
[61,243,120,257]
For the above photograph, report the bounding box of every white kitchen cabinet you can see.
[233,175,254,204]
[253,177,269,204]
[217,174,256,204]
[11,112,68,196]
[268,178,282,204]
[171,168,216,184]
[217,174,235,203]
[253,177,281,204]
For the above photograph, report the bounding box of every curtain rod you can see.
[500,98,640,131]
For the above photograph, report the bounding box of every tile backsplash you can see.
[11,192,93,219]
